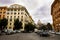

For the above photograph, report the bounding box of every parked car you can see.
[37,30,50,37]
[49,30,55,34]
[13,30,16,34]
[34,29,38,33]
[35,30,42,33]
[6,29,14,35]
[55,32,60,35]
[3,29,8,33]
[16,30,21,33]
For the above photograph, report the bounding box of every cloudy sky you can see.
[0,0,54,24]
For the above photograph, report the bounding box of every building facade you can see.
[37,20,42,28]
[0,7,7,19]
[51,0,60,32]
[5,4,34,31]
[0,4,34,31]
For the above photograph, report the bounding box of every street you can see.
[0,33,60,40]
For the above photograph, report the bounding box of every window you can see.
[9,27,11,29]
[0,9,2,10]
[21,19,23,21]
[0,12,2,13]
[18,9,20,11]
[10,16,12,19]
[10,23,12,25]
[25,20,28,22]
[7,16,9,18]
[10,16,12,18]
[0,15,1,18]
[7,13,9,14]
[4,8,5,10]
[14,13,16,15]
[25,14,27,16]
[21,16,23,18]
[3,15,5,18]
[21,12,23,14]
[14,9,16,11]
[21,7,24,11]
[14,19,16,21]
[59,8,60,12]
[5,27,7,29]
[11,13,13,14]
[2,9,4,10]
[13,6,15,8]
[10,19,12,21]
[8,9,10,11]
[3,12,5,14]
[18,16,19,18]
[18,13,19,14]
[14,16,16,19]
[11,9,13,11]
[0,9,1,10]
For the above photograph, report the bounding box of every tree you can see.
[24,24,29,32]
[40,25,47,30]
[0,18,8,34]
[14,18,22,30]
[1,18,8,30]
[24,23,35,32]
[19,21,22,29]
[47,23,52,30]
[0,19,2,31]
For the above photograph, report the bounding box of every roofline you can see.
[51,0,59,15]
[0,6,7,9]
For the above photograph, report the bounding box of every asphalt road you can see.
[0,33,60,40]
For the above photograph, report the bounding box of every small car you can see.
[38,31,50,37]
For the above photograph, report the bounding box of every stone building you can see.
[37,20,42,28]
[51,0,60,32]
[0,4,34,31]
[0,7,7,19]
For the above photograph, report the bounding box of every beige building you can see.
[5,4,34,31]
[0,7,7,19]
[37,20,42,28]
[51,0,60,32]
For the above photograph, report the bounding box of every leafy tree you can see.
[19,21,22,29]
[1,18,8,30]
[24,23,35,32]
[24,24,29,32]
[14,19,19,30]
[47,23,52,30]
[0,18,8,33]
[14,18,22,30]
[0,19,2,31]
[39,25,47,30]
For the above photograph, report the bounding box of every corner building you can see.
[5,4,34,31]
[0,7,7,19]
[51,0,60,32]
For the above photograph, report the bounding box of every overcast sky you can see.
[0,0,54,24]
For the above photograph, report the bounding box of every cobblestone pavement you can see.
[0,33,60,40]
